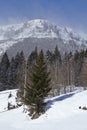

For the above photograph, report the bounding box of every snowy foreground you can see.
[0,89,87,130]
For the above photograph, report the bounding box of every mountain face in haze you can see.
[0,19,87,57]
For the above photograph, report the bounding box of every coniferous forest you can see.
[0,46,87,96]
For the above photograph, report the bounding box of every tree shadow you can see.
[46,92,78,111]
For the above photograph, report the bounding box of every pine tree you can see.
[27,47,38,68]
[46,50,54,64]
[73,50,84,86]
[53,46,62,94]
[8,57,16,89]
[23,50,51,119]
[54,45,61,62]
[0,52,10,90]
[8,52,20,89]
[17,51,26,97]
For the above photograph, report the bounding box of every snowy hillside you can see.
[0,89,87,130]
[0,19,87,57]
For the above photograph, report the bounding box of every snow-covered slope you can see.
[0,89,87,130]
[0,19,87,56]
[0,19,87,40]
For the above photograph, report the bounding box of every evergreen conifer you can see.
[23,50,51,119]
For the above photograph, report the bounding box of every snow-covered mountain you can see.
[0,89,87,130]
[0,19,87,57]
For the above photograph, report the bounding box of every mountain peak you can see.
[0,19,87,57]
[0,19,87,40]
[21,19,58,38]
[26,19,50,24]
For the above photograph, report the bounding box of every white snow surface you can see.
[0,89,87,130]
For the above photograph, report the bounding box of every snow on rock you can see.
[0,19,87,56]
[0,89,17,112]
[0,89,87,130]
[0,19,58,41]
[0,19,87,40]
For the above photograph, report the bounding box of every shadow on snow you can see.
[46,92,78,111]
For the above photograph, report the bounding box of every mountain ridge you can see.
[0,19,87,57]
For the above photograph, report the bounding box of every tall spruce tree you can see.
[0,52,10,90]
[27,47,38,69]
[8,52,20,89]
[8,57,16,89]
[23,50,51,119]
[17,51,26,97]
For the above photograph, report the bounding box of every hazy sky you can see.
[0,0,87,32]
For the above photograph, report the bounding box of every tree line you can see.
[0,46,87,95]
